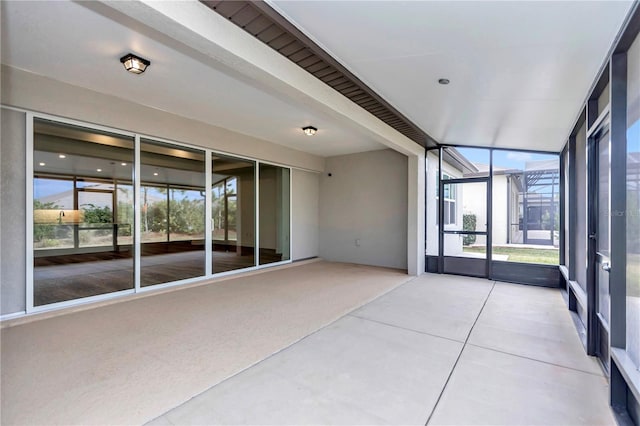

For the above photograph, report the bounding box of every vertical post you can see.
[166,183,170,242]
[134,134,141,292]
[506,176,511,244]
[113,182,118,251]
[424,147,429,272]
[522,171,529,244]
[73,180,79,249]
[407,152,425,276]
[289,166,293,262]
[609,52,627,353]
[568,134,577,280]
[25,112,34,313]
[438,147,444,273]
[224,178,229,242]
[255,162,260,267]
[487,150,493,279]
[586,98,599,356]
[205,150,212,277]
[559,146,566,265]
[551,170,556,246]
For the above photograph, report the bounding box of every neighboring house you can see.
[426,148,477,257]
[463,159,560,247]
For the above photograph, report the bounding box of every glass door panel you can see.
[140,139,206,287]
[259,164,290,265]
[211,155,255,274]
[32,118,134,306]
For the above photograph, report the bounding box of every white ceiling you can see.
[0,0,387,158]
[1,1,635,156]
[270,0,635,152]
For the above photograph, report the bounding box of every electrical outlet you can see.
[355,238,361,247]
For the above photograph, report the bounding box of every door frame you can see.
[587,118,612,371]
[438,176,491,278]
[437,146,492,279]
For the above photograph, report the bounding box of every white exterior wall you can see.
[291,169,320,261]
[426,151,465,256]
[319,149,408,270]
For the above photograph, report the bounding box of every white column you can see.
[407,152,425,276]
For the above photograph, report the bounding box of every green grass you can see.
[463,246,559,265]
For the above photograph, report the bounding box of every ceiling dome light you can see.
[120,53,150,74]
[438,78,450,85]
[58,154,66,159]
[302,126,317,136]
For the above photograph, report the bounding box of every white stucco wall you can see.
[319,149,408,270]
[426,151,465,257]
[292,169,320,261]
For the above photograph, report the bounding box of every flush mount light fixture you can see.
[58,154,66,159]
[120,53,150,74]
[121,162,127,166]
[153,172,159,176]
[302,126,317,136]
[96,168,102,172]
[39,162,46,166]
[438,78,450,85]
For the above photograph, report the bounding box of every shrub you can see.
[463,214,476,246]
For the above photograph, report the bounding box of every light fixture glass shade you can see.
[302,126,317,136]
[120,53,150,74]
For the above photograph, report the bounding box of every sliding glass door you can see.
[30,115,293,311]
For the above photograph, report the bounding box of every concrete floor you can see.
[149,273,614,426]
[1,261,412,425]
[2,265,614,425]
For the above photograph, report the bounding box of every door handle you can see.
[602,262,611,272]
